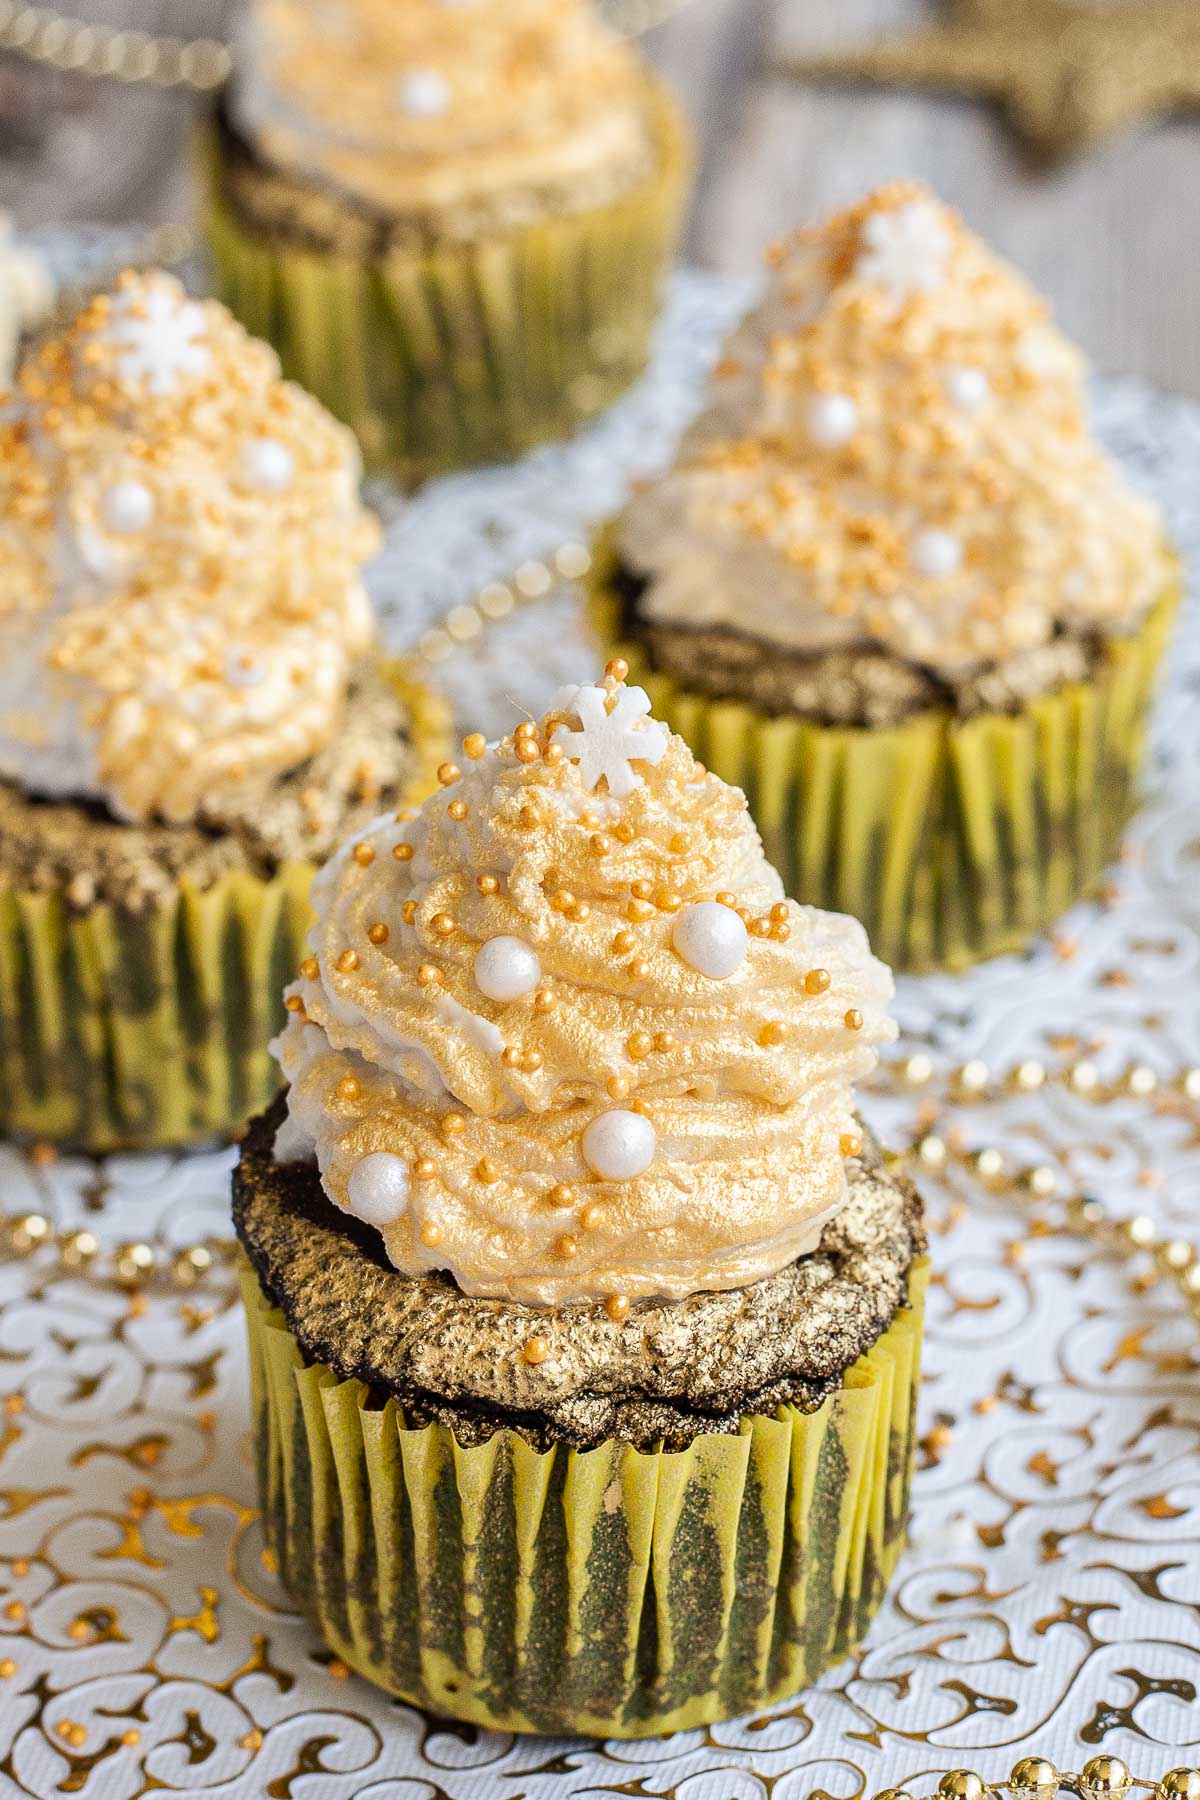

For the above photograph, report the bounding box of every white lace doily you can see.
[0,257,1198,1795]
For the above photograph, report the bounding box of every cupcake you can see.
[233,665,927,1736]
[0,269,445,1152]
[595,184,1178,972]
[205,0,693,484]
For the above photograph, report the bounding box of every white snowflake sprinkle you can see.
[550,684,667,799]
[854,199,951,309]
[99,281,212,398]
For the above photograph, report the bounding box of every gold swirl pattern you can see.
[619,183,1171,680]
[273,671,895,1306]
[235,0,653,221]
[0,269,378,824]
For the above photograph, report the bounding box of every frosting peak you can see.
[620,182,1170,681]
[273,670,896,1307]
[0,269,379,823]
[235,0,652,221]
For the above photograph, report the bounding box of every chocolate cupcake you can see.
[0,269,446,1151]
[234,666,926,1735]
[206,0,692,483]
[595,184,1178,971]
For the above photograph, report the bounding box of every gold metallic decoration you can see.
[864,1771,1199,1800]
[773,0,1200,162]
[0,0,694,93]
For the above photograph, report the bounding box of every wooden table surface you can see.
[2,0,1197,393]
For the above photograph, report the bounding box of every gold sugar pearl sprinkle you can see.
[352,842,375,867]
[515,738,541,764]
[502,1047,523,1068]
[462,733,486,760]
[845,1008,864,1031]
[522,1050,544,1072]
[519,804,540,831]
[534,990,557,1013]
[749,917,772,939]
[840,1132,863,1157]
[515,721,537,739]
[419,1219,441,1245]
[548,1184,575,1209]
[414,1159,437,1180]
[431,913,457,937]
[555,1235,578,1260]
[805,967,831,995]
[605,658,629,682]
[284,994,305,1013]
[440,1114,466,1137]
[716,891,737,908]
[591,834,612,856]
[613,930,636,954]
[335,949,359,973]
[402,900,418,925]
[476,1158,500,1184]
[523,1336,548,1365]
[608,1076,631,1100]
[448,799,469,821]
[653,1033,676,1053]
[299,957,319,980]
[770,922,791,942]
[394,808,416,824]
[770,903,789,924]
[393,842,414,862]
[628,958,651,980]
[631,880,654,901]
[416,963,442,986]
[368,923,389,946]
[477,874,500,895]
[655,890,682,912]
[669,832,691,855]
[544,743,565,767]
[551,890,575,912]
[759,1022,786,1047]
[613,822,635,844]
[580,1204,604,1233]
[335,1075,361,1103]
[437,763,462,787]
[627,1032,654,1061]
[605,1294,631,1323]
[627,897,656,922]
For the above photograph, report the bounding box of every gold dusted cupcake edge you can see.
[203,77,692,484]
[0,666,447,1153]
[239,1253,927,1737]
[590,543,1179,972]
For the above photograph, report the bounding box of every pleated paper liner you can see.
[203,79,692,486]
[239,1254,927,1738]
[0,668,447,1154]
[589,555,1177,973]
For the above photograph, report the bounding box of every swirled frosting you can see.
[619,183,1171,682]
[234,0,652,221]
[0,269,379,824]
[273,670,896,1308]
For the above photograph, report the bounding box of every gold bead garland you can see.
[863,1758,1200,1799]
[0,0,695,92]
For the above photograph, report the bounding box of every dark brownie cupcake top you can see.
[235,1096,924,1452]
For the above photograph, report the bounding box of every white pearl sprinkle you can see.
[911,528,963,579]
[672,901,748,980]
[241,437,296,493]
[347,1151,410,1229]
[944,365,990,411]
[102,479,155,534]
[397,68,451,116]
[473,936,541,1004]
[581,1110,657,1181]
[806,392,859,447]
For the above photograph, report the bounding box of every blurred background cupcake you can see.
[204,0,693,483]
[0,268,445,1152]
[595,185,1178,971]
[234,670,926,1734]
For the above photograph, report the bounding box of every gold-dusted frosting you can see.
[619,183,1170,681]
[234,0,652,222]
[273,668,895,1308]
[0,269,379,824]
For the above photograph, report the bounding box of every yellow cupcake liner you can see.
[0,670,447,1154]
[203,79,692,485]
[239,1254,927,1737]
[591,553,1178,971]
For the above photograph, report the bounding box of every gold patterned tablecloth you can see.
[0,259,1197,1794]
